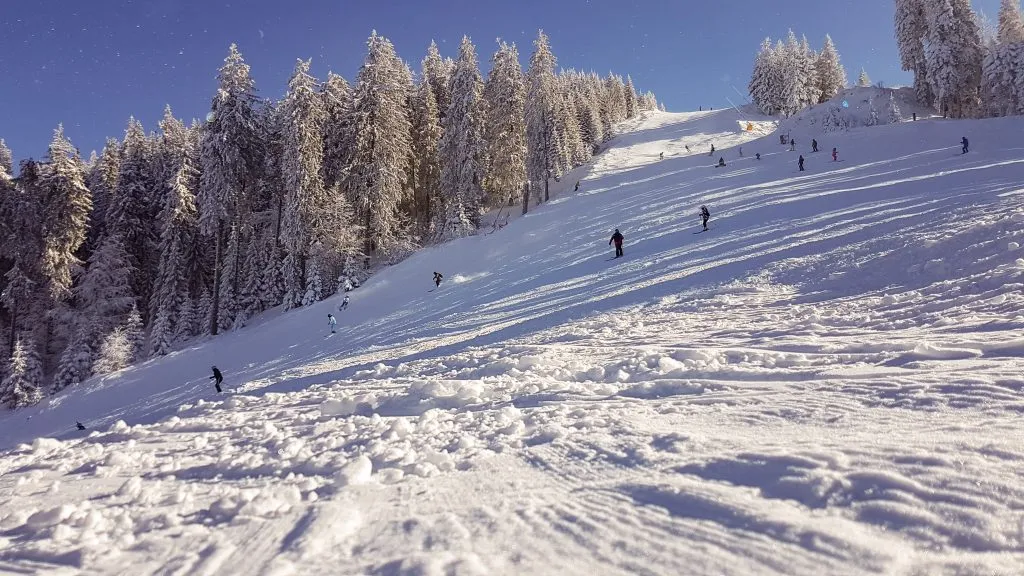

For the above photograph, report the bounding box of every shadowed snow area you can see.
[2,105,1024,575]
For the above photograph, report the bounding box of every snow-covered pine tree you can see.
[322,72,355,195]
[148,120,199,356]
[53,323,93,392]
[857,67,872,87]
[437,36,487,239]
[998,0,1024,42]
[982,0,1024,115]
[483,41,528,211]
[777,31,806,116]
[280,59,329,308]
[411,79,443,237]
[198,44,264,335]
[348,31,414,260]
[624,75,639,118]
[39,125,92,303]
[557,85,588,169]
[217,224,242,327]
[525,30,563,209]
[1,261,35,357]
[125,304,143,361]
[924,0,984,118]
[815,34,847,103]
[423,40,453,121]
[749,38,777,115]
[85,139,121,253]
[107,118,155,318]
[888,90,905,123]
[197,289,214,336]
[568,70,604,153]
[895,0,936,106]
[92,326,131,376]
[175,293,197,343]
[604,74,628,125]
[866,97,880,125]
[1,338,43,408]
[74,234,136,347]
[1,159,45,357]
[799,36,821,107]
[0,139,11,178]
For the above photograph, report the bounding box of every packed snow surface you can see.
[3,105,1024,575]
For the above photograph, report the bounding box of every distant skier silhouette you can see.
[433,271,443,288]
[832,147,838,162]
[798,155,805,171]
[700,205,711,231]
[338,295,349,311]
[709,144,715,156]
[812,139,818,152]
[961,136,969,154]
[716,157,726,168]
[328,314,337,334]
[76,421,86,431]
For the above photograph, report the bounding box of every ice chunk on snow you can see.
[25,504,76,531]
[335,455,373,486]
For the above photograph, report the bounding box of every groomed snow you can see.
[2,100,1024,574]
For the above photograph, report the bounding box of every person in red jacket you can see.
[609,228,624,258]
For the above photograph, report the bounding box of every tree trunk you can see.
[8,305,15,357]
[363,209,372,268]
[521,182,530,215]
[210,220,223,336]
[544,177,549,203]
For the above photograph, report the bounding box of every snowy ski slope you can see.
[2,104,1024,575]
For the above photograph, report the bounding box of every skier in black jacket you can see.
[961,136,969,154]
[609,229,624,258]
[433,272,443,288]
[210,366,224,393]
[700,205,711,231]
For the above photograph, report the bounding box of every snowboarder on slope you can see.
[433,272,443,288]
[76,421,86,431]
[338,295,350,311]
[961,136,969,154]
[798,155,805,171]
[328,314,337,334]
[575,181,580,191]
[659,152,664,160]
[609,229,625,258]
[716,157,726,168]
[812,139,818,152]
[832,147,838,162]
[709,144,715,156]
[700,205,711,231]
[756,153,761,160]
[210,366,224,393]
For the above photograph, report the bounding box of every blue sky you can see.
[0,0,999,161]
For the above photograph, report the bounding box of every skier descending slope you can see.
[433,272,443,289]
[799,155,805,171]
[609,228,625,258]
[328,314,337,334]
[338,295,350,311]
[962,136,969,154]
[210,366,224,393]
[700,205,711,231]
